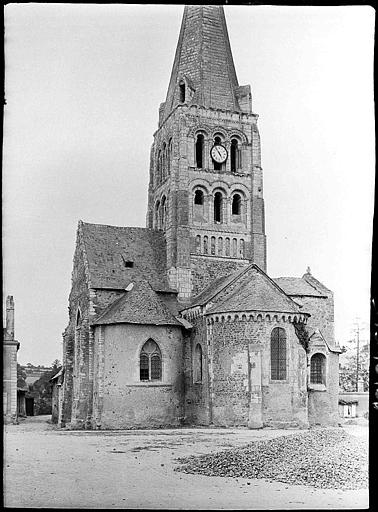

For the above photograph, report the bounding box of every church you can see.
[58,5,341,430]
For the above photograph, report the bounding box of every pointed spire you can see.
[162,5,243,121]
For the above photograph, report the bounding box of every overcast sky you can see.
[4,4,374,366]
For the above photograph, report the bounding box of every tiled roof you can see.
[80,222,172,291]
[207,266,304,315]
[92,278,182,327]
[189,265,251,308]
[273,277,326,297]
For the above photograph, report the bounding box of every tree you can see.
[27,360,62,415]
[17,363,27,389]
[339,342,369,391]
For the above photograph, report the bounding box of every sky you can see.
[3,4,375,366]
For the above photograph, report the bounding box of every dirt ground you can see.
[4,415,368,509]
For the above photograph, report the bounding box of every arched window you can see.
[194,343,203,382]
[211,236,216,255]
[232,238,237,257]
[179,82,185,103]
[218,237,223,256]
[75,308,81,328]
[162,143,166,180]
[160,196,166,230]
[195,134,204,169]
[240,239,245,258]
[231,138,242,172]
[214,192,223,223]
[213,136,222,171]
[155,201,160,229]
[203,236,208,254]
[194,190,204,205]
[140,339,162,381]
[195,235,201,254]
[156,150,161,185]
[168,138,172,175]
[232,194,242,216]
[271,327,287,380]
[310,353,326,384]
[225,237,230,256]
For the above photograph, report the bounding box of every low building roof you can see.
[92,278,182,327]
[273,277,326,297]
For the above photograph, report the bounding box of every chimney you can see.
[6,295,15,339]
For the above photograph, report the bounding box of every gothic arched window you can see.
[194,343,203,382]
[155,201,160,229]
[211,236,216,255]
[271,327,287,380]
[160,196,167,230]
[214,192,223,223]
[232,238,237,257]
[140,339,162,381]
[195,134,204,169]
[310,353,326,384]
[225,237,230,256]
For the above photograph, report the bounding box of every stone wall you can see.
[207,318,308,428]
[92,323,184,429]
[183,318,210,425]
[190,255,248,297]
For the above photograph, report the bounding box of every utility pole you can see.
[355,320,360,392]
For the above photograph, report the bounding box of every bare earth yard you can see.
[4,416,368,509]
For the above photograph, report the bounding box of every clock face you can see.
[211,144,228,164]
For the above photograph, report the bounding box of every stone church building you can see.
[59,5,341,430]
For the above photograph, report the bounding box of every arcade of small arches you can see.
[193,233,246,259]
[193,186,248,225]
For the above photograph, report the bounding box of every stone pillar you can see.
[357,379,364,393]
[248,344,263,429]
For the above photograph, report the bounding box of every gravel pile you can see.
[175,428,368,490]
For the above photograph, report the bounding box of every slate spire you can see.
[162,5,242,120]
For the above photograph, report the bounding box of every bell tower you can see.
[146,5,266,301]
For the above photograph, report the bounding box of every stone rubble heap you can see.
[175,428,368,490]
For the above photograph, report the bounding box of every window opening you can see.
[218,237,223,256]
[179,82,185,103]
[140,339,162,381]
[195,235,201,254]
[232,238,237,257]
[225,238,230,256]
[194,344,203,382]
[271,327,287,380]
[240,239,245,258]
[310,353,325,384]
[213,136,222,171]
[194,190,204,205]
[203,236,208,254]
[214,192,223,223]
[196,134,204,168]
[211,236,216,255]
[232,194,242,215]
[125,261,134,268]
